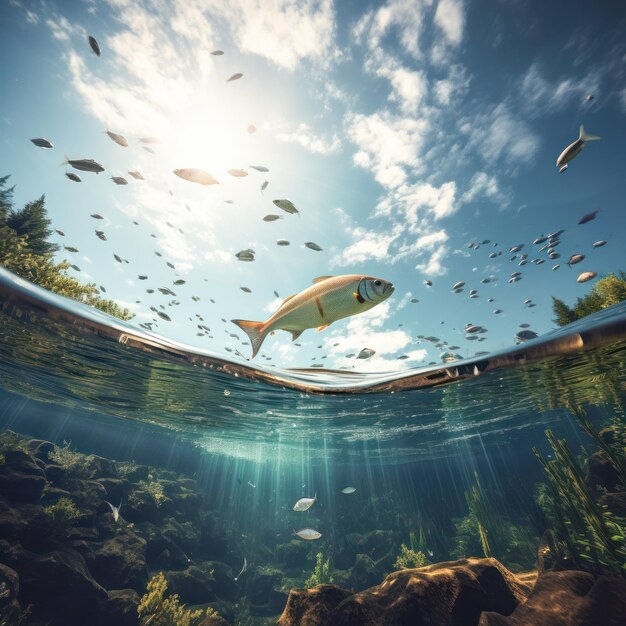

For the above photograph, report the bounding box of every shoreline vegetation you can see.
[0,175,132,321]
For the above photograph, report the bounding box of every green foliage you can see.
[0,176,132,320]
[533,429,626,575]
[48,441,95,478]
[138,572,214,626]
[305,552,334,588]
[393,543,428,569]
[465,473,492,558]
[44,496,81,533]
[139,479,166,505]
[552,272,626,326]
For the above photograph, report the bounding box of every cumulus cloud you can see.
[462,171,508,206]
[276,123,341,154]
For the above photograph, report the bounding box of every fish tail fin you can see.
[231,319,267,358]
[290,330,303,342]
[579,125,600,142]
[61,154,69,167]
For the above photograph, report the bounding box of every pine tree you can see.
[552,297,575,326]
[0,174,14,225]
[6,194,59,255]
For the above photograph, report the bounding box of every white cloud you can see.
[376,180,458,223]
[276,123,341,154]
[433,64,470,105]
[459,103,540,167]
[331,226,401,265]
[462,171,508,206]
[434,0,464,46]
[345,111,429,187]
[415,243,448,276]
[621,87,626,111]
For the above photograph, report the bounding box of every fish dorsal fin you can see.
[312,276,334,284]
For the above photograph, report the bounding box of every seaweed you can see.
[137,572,216,626]
[305,552,334,588]
[465,473,492,558]
[393,543,428,569]
[533,429,626,575]
[43,496,81,534]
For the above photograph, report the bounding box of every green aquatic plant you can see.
[139,479,166,505]
[137,572,215,626]
[43,496,81,533]
[48,441,96,478]
[305,552,334,588]
[533,429,626,575]
[465,473,492,558]
[393,543,428,570]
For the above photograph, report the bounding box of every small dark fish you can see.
[173,279,186,285]
[65,172,81,182]
[100,285,106,292]
[31,137,53,148]
[227,73,243,82]
[250,165,269,172]
[88,35,101,56]
[211,50,224,56]
[90,213,104,219]
[516,330,538,342]
[261,181,269,191]
[128,170,144,180]
[70,264,81,271]
[138,275,148,280]
[263,214,281,222]
[106,130,128,147]
[167,262,175,269]
[240,287,252,293]
[578,210,599,225]
[114,254,123,263]
[592,240,607,248]
[95,230,107,241]
[64,246,79,253]
[304,241,322,251]
[111,176,128,185]
[55,229,65,236]
[157,311,171,321]
[66,157,104,173]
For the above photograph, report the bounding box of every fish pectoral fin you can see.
[316,323,331,332]
[353,291,366,304]
[289,330,304,342]
[312,276,334,284]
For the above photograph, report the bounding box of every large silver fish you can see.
[232,274,394,358]
[556,125,600,169]
[64,157,105,173]
[293,494,317,512]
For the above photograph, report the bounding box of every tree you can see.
[0,175,132,321]
[552,272,626,326]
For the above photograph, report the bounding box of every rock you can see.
[44,463,66,483]
[104,589,140,626]
[0,563,21,625]
[168,565,216,604]
[278,558,531,626]
[345,530,395,561]
[205,560,241,602]
[198,613,232,626]
[96,477,130,504]
[25,438,55,461]
[0,450,46,502]
[18,547,108,625]
[276,540,310,569]
[124,487,160,524]
[350,553,382,590]
[278,584,353,626]
[87,532,149,592]
[248,566,287,615]
[586,452,619,492]
[479,570,626,626]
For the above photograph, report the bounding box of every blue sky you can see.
[1,0,625,372]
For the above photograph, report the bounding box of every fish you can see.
[55,229,65,236]
[425,280,432,286]
[234,556,247,582]
[174,168,219,186]
[114,254,122,263]
[31,137,53,148]
[578,210,599,225]
[240,287,252,293]
[261,181,269,191]
[70,264,80,272]
[509,245,524,253]
[64,157,105,173]
[273,199,299,215]
[227,73,243,82]
[592,240,607,248]
[138,275,148,280]
[106,130,128,147]
[231,275,394,358]
[139,137,159,144]
[341,486,356,494]
[236,249,255,262]
[157,311,171,321]
[228,168,248,177]
[452,281,465,290]
[103,499,122,522]
[211,50,224,56]
[516,330,538,342]
[90,213,104,219]
[410,298,419,303]
[144,146,155,154]
[567,254,585,266]
[250,165,269,172]
[111,176,128,185]
[357,348,376,359]
[556,125,600,169]
[293,494,317,512]
[88,35,101,56]
[559,164,568,173]
[64,246,79,253]
[552,264,560,271]
[65,172,81,182]
[294,528,321,541]
[95,230,107,241]
[128,170,144,180]
[173,279,186,285]
[263,214,281,222]
[577,271,598,283]
[277,240,290,246]
[305,242,322,251]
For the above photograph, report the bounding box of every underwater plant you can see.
[48,441,95,478]
[137,571,217,626]
[393,543,428,570]
[465,473,492,558]
[43,496,81,533]
[139,478,166,505]
[305,552,334,588]
[533,428,626,575]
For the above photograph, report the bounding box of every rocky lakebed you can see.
[0,430,624,626]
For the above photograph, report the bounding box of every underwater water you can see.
[2,1,626,624]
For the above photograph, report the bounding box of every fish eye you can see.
[374,280,382,286]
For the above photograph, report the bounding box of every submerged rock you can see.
[479,570,626,625]
[278,558,531,626]
[105,588,140,626]
[0,450,46,502]
[0,563,21,625]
